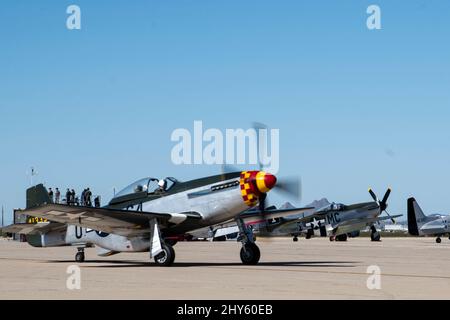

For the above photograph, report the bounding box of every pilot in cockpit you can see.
[157,179,167,192]
[134,184,147,193]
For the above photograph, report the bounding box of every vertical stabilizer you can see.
[407,197,426,236]
[26,184,53,209]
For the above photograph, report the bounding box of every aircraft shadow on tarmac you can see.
[43,260,358,268]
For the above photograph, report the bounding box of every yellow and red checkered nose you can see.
[240,171,277,207]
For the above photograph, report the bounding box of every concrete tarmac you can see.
[1,237,449,300]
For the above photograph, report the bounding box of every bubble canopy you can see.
[114,177,179,199]
[316,202,345,213]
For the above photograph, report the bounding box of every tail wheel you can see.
[436,237,442,244]
[240,243,261,265]
[75,252,85,263]
[293,236,299,242]
[154,243,176,266]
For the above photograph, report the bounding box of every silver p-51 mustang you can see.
[227,188,401,242]
[3,170,315,266]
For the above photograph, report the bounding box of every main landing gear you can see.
[330,234,348,242]
[240,243,261,265]
[154,243,176,266]
[236,218,261,265]
[75,247,85,263]
[149,218,176,267]
[370,226,381,242]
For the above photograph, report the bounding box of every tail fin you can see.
[407,197,426,236]
[26,184,53,209]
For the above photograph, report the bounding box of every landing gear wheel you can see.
[371,232,381,242]
[329,236,335,242]
[370,226,381,242]
[240,243,261,265]
[154,243,176,266]
[75,252,85,263]
[293,236,299,242]
[436,237,442,244]
[336,234,348,242]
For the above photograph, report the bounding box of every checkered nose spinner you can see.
[239,171,277,207]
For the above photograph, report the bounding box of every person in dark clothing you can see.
[94,196,100,208]
[66,188,71,205]
[85,188,92,207]
[48,188,54,203]
[81,189,86,206]
[71,189,76,205]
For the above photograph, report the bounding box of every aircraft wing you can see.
[375,215,403,222]
[240,207,315,223]
[15,204,201,237]
[1,222,66,235]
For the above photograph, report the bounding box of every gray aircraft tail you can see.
[26,184,53,209]
[407,197,426,236]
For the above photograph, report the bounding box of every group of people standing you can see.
[47,187,62,204]
[47,187,100,207]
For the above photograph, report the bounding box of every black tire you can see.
[293,237,299,242]
[371,232,381,242]
[75,252,85,263]
[336,234,348,242]
[436,237,442,244]
[154,243,176,266]
[240,243,261,265]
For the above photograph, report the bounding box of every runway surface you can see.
[1,237,449,299]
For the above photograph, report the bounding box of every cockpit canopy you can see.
[317,202,345,213]
[114,177,179,199]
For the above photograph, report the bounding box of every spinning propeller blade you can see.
[368,187,395,223]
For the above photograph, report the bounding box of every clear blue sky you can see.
[1,0,449,225]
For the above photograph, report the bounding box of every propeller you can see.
[368,188,395,223]
[275,177,301,200]
[253,122,302,208]
[251,122,303,235]
[221,122,302,234]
